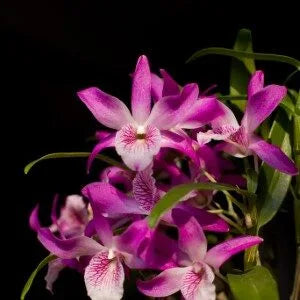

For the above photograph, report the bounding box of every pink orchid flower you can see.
[78,55,201,171]
[138,208,263,300]
[82,165,229,232]
[197,71,298,175]
[30,195,90,292]
[37,212,149,300]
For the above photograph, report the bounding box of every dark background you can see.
[4,1,299,299]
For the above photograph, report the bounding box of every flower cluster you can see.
[30,55,298,300]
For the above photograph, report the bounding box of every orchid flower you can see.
[78,55,201,171]
[30,195,90,292]
[197,71,298,175]
[37,210,149,300]
[82,165,229,232]
[138,208,263,300]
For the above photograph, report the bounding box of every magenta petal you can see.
[151,73,163,102]
[205,235,263,269]
[140,230,179,270]
[160,69,180,97]
[50,194,59,225]
[247,70,264,99]
[249,137,298,175]
[180,97,223,129]
[179,204,230,232]
[147,83,199,130]
[161,130,199,166]
[85,251,125,300]
[114,219,150,256]
[100,166,132,192]
[38,228,103,259]
[77,87,134,130]
[242,84,287,132]
[29,205,41,232]
[131,55,151,124]
[92,212,113,248]
[172,208,207,262]
[95,130,112,141]
[82,182,142,216]
[137,267,189,297]
[87,133,116,173]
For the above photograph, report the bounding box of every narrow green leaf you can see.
[21,255,56,300]
[187,47,300,70]
[228,266,279,300]
[258,110,292,228]
[24,152,127,174]
[148,182,253,228]
[230,29,255,112]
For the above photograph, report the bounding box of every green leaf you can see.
[24,152,128,174]
[227,266,279,300]
[230,29,255,112]
[246,168,258,194]
[280,94,296,116]
[186,47,300,70]
[257,110,292,228]
[148,182,253,228]
[294,91,300,197]
[21,255,56,300]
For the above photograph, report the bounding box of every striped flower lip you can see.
[115,124,161,171]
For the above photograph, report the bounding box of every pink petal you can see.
[137,267,189,297]
[242,84,287,132]
[247,70,264,100]
[205,235,263,269]
[181,262,215,300]
[82,182,142,217]
[84,251,125,300]
[77,87,134,130]
[147,83,199,130]
[160,69,180,97]
[151,73,163,102]
[212,101,239,130]
[131,55,151,124]
[38,228,103,259]
[87,133,116,173]
[197,101,240,145]
[249,136,298,175]
[247,71,265,98]
[115,124,161,171]
[172,209,207,262]
[45,258,65,292]
[179,97,224,129]
[57,195,88,238]
[133,165,158,213]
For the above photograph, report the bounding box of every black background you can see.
[4,1,299,299]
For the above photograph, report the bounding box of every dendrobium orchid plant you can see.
[23,30,299,300]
